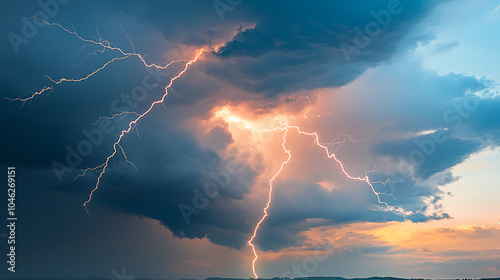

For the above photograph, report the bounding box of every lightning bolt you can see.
[10,18,425,278]
[4,17,189,107]
[217,106,423,278]
[247,126,292,279]
[488,219,500,225]
[6,18,205,212]
[80,49,204,213]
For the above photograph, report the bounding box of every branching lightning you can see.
[217,103,423,278]
[10,18,427,279]
[4,17,189,107]
[92,111,141,125]
[6,18,206,213]
[80,49,204,213]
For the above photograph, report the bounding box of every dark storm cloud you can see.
[48,110,259,249]
[0,0,258,254]
[135,0,240,46]
[0,0,483,265]
[100,0,467,252]
[376,134,483,179]
[208,0,439,95]
[89,0,444,96]
[363,70,499,183]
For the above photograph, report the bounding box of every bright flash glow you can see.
[416,129,437,136]
[229,116,241,123]
[216,106,423,279]
[11,18,426,278]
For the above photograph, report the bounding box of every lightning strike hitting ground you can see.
[247,127,292,279]
[218,106,423,278]
[11,18,425,279]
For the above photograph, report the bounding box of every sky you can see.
[1,0,500,279]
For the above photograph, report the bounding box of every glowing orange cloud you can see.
[217,105,423,278]
[9,18,427,278]
[247,126,292,279]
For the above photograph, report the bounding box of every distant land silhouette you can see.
[1,276,499,280]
